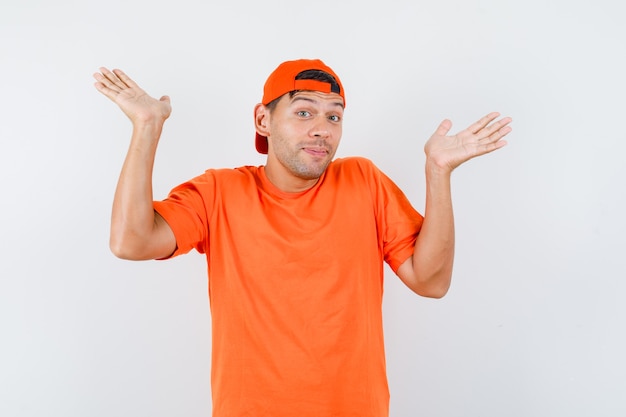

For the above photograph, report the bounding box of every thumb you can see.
[160,95,171,103]
[434,119,452,136]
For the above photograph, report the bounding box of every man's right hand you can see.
[93,68,171,125]
[95,68,177,261]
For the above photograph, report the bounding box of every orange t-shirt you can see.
[153,157,423,417]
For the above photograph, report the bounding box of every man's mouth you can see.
[302,146,329,157]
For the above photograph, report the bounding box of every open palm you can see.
[93,68,171,124]
[424,112,512,172]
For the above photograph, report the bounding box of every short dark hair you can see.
[265,69,341,113]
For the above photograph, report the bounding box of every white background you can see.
[1,0,625,416]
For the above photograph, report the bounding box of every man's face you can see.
[264,90,344,188]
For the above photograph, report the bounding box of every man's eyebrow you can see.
[291,95,345,109]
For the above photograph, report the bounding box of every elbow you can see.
[410,272,452,299]
[109,233,147,260]
[416,285,450,299]
[109,236,133,260]
[397,260,452,299]
[109,226,174,260]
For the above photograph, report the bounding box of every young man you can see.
[94,59,511,416]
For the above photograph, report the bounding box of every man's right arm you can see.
[94,68,176,260]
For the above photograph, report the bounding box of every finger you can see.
[483,137,508,153]
[434,119,452,136]
[112,69,139,89]
[484,124,512,144]
[95,68,123,93]
[479,117,513,141]
[472,132,509,158]
[93,71,121,99]
[468,112,500,134]
[476,141,508,158]
[93,80,119,101]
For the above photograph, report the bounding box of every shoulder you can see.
[189,165,260,184]
[325,157,386,185]
[319,157,387,196]
[329,156,381,175]
[206,165,259,178]
[167,166,260,197]
[326,157,407,197]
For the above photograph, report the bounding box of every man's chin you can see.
[294,161,331,180]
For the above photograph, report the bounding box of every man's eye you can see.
[297,111,311,117]
[329,115,341,122]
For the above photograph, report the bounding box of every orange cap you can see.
[255,59,345,154]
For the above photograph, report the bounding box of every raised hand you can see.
[93,68,171,125]
[424,112,512,173]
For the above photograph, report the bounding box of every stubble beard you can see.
[281,151,332,180]
[277,141,335,181]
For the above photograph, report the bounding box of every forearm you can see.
[406,163,456,298]
[398,112,511,297]
[110,121,164,258]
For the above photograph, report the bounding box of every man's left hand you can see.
[424,112,512,173]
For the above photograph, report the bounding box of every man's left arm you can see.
[396,112,512,298]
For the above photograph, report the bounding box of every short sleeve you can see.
[376,167,424,272]
[153,172,215,258]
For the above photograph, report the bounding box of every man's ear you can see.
[254,103,270,137]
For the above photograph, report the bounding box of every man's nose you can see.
[310,117,330,138]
